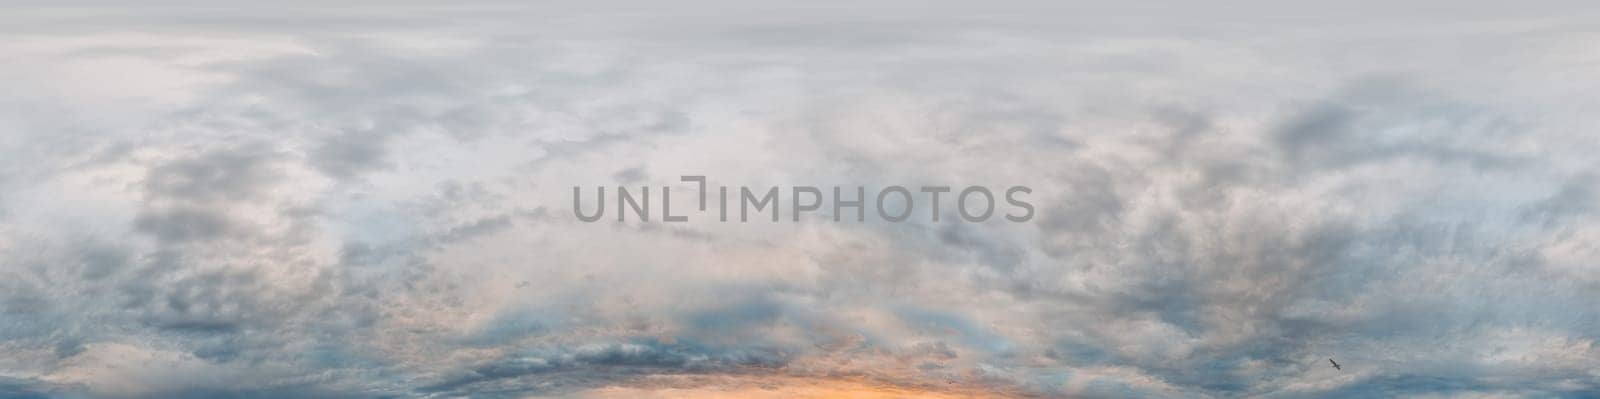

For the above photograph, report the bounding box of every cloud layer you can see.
[2,2,1599,398]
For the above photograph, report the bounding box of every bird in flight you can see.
[1329,358,1341,370]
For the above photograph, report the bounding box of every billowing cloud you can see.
[2,2,1599,398]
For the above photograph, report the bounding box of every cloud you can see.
[1,2,1599,398]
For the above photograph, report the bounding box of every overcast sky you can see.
[2,2,1599,398]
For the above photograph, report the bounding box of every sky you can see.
[2,2,1600,398]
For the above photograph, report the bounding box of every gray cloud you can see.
[1,2,1599,399]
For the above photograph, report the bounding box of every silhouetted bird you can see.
[1329,358,1341,370]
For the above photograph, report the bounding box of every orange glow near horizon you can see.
[550,375,1025,399]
